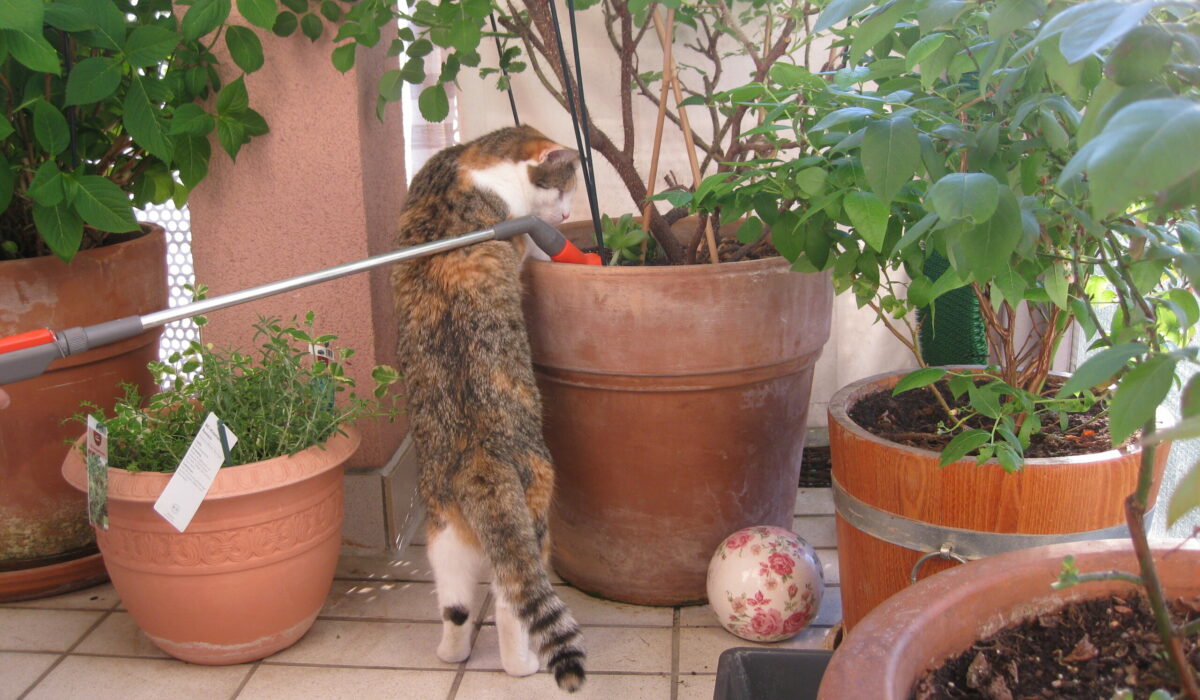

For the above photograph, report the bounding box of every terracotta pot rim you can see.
[829,368,1143,466]
[821,538,1200,698]
[0,222,162,265]
[62,426,360,502]
[526,251,792,277]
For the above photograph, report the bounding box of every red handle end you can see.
[551,240,603,266]
[0,329,55,355]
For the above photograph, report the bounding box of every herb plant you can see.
[77,310,400,472]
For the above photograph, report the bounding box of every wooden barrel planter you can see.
[829,370,1168,631]
[522,220,833,605]
[0,227,167,601]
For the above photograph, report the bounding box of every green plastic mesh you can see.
[917,252,989,366]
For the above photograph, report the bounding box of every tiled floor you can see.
[2,488,840,700]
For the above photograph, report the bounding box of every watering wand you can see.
[0,216,600,386]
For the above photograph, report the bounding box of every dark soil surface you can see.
[586,233,780,265]
[800,444,832,488]
[848,379,1116,459]
[912,594,1200,699]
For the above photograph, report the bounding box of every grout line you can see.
[669,607,681,700]
[17,608,113,700]
[228,661,262,699]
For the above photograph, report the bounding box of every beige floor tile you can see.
[676,673,718,700]
[25,654,250,700]
[321,580,489,621]
[73,612,169,658]
[0,652,59,700]
[791,515,837,548]
[336,550,435,582]
[264,618,448,669]
[814,587,842,627]
[815,547,840,585]
[795,488,835,515]
[455,670,670,699]
[480,585,673,628]
[677,625,829,674]
[466,625,672,674]
[238,664,456,699]
[0,608,103,652]
[0,583,120,611]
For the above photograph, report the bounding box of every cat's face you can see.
[465,128,580,225]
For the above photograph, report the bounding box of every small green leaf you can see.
[893,368,947,395]
[862,116,921,205]
[168,103,214,137]
[320,0,341,22]
[272,10,298,37]
[844,190,889,252]
[331,43,356,72]
[1166,460,1200,527]
[940,429,991,466]
[216,115,248,160]
[123,25,179,68]
[1043,263,1068,310]
[958,188,1022,284]
[32,100,70,156]
[1058,343,1149,397]
[0,0,44,33]
[72,175,138,233]
[4,28,60,74]
[124,77,174,162]
[1109,355,1179,446]
[225,25,264,73]
[33,202,84,262]
[0,154,11,211]
[814,0,875,32]
[216,76,250,115]
[182,0,231,42]
[237,0,278,29]
[28,160,66,206]
[927,172,1000,224]
[65,57,122,106]
[988,0,1044,38]
[300,13,322,41]
[418,84,450,122]
[737,217,764,244]
[795,167,828,197]
[172,134,211,189]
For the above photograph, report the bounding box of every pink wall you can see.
[189,23,408,467]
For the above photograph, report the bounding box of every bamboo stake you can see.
[652,10,720,264]
[641,8,674,253]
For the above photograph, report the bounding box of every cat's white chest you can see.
[469,162,533,218]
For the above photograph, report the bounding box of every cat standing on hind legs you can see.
[390,125,586,692]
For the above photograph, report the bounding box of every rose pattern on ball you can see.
[707,525,824,642]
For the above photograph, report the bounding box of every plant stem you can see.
[1127,423,1200,700]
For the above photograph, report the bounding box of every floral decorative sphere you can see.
[706,526,824,642]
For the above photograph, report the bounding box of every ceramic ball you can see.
[706,525,824,642]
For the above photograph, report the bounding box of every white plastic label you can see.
[85,416,109,530]
[153,412,238,533]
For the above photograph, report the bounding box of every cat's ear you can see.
[539,148,579,166]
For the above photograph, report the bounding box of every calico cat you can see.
[390,126,586,692]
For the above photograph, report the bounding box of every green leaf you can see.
[72,175,138,233]
[862,117,920,205]
[893,367,947,395]
[124,77,174,162]
[237,0,278,29]
[65,57,121,106]
[168,103,214,137]
[1056,0,1152,64]
[33,202,84,262]
[399,56,425,84]
[0,154,10,211]
[1167,460,1200,527]
[123,25,179,69]
[737,217,764,244]
[988,0,1044,38]
[1058,343,1150,397]
[1043,263,1068,310]
[940,429,991,465]
[43,2,92,31]
[1072,98,1200,218]
[272,10,297,37]
[32,100,69,156]
[927,172,1000,224]
[1182,374,1200,419]
[216,115,247,160]
[418,84,450,122]
[795,167,827,197]
[182,0,231,42]
[28,160,66,206]
[331,43,356,72]
[300,13,322,41]
[849,0,908,65]
[905,33,946,71]
[844,190,889,252]
[814,0,875,32]
[225,25,264,73]
[958,188,1022,284]
[217,76,250,115]
[1109,355,1178,446]
[172,134,210,189]
[3,27,60,73]
[0,0,43,33]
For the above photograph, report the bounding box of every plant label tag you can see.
[154,412,238,533]
[85,416,109,531]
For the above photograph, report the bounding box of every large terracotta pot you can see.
[61,428,360,665]
[829,370,1169,630]
[522,220,833,605]
[818,538,1200,698]
[0,227,167,601]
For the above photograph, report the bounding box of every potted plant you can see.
[694,0,1200,631]
[327,1,836,605]
[60,310,399,664]
[0,0,284,600]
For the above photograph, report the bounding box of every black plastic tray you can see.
[713,647,834,700]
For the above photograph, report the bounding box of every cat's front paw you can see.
[500,649,540,677]
[436,635,473,664]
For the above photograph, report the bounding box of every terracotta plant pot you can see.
[61,428,360,665]
[522,220,833,605]
[818,538,1200,698]
[0,227,167,601]
[829,370,1168,630]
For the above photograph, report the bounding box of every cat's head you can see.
[464,126,580,225]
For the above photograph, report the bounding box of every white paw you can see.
[436,636,472,664]
[501,649,540,677]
